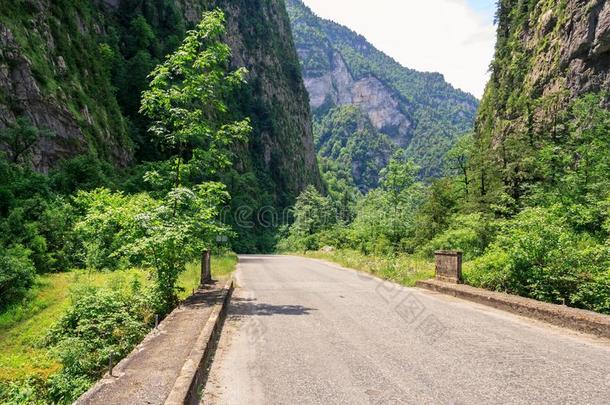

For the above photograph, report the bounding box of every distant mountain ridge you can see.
[286,0,479,186]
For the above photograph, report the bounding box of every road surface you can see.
[202,255,610,404]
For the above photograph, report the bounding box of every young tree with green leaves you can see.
[140,9,251,190]
[379,151,420,247]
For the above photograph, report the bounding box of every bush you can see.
[45,287,151,402]
[72,189,159,270]
[0,378,48,405]
[419,213,497,260]
[0,246,36,309]
[466,207,610,313]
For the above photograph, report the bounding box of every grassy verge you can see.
[0,253,238,385]
[297,249,434,287]
[0,269,147,382]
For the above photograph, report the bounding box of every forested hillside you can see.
[0,0,320,252]
[282,0,610,315]
[286,0,479,186]
[0,3,320,401]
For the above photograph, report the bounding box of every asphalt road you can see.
[202,255,610,404]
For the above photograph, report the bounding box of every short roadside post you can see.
[200,250,212,287]
[434,250,463,284]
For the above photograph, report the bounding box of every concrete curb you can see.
[74,277,234,405]
[416,279,610,339]
[164,277,234,405]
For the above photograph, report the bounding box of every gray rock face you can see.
[301,50,413,146]
[0,23,87,172]
[559,0,610,94]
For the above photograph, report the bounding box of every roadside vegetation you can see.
[0,10,240,404]
[280,93,610,315]
[0,255,236,404]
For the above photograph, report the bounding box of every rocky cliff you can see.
[0,0,320,204]
[479,0,610,133]
[475,0,610,203]
[286,0,479,182]
[0,1,132,172]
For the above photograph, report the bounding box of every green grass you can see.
[299,249,434,286]
[0,269,147,382]
[0,253,238,383]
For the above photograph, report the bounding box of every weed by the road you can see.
[299,250,434,286]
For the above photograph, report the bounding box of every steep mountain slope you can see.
[286,0,479,184]
[0,0,321,249]
[474,0,610,206]
[315,105,395,191]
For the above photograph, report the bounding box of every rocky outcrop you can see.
[0,24,87,172]
[0,1,131,171]
[561,0,610,95]
[286,0,479,179]
[479,0,610,144]
[304,51,413,146]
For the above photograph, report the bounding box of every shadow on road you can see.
[229,297,316,316]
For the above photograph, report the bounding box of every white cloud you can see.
[300,0,496,98]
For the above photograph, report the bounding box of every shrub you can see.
[73,189,159,270]
[0,246,36,309]
[466,207,610,313]
[0,378,48,405]
[420,213,498,260]
[45,287,150,402]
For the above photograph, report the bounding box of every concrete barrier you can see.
[164,277,234,405]
[434,250,462,284]
[417,279,610,339]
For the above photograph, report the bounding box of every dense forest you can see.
[286,0,479,188]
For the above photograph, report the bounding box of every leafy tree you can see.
[0,117,53,165]
[285,185,336,251]
[0,245,36,309]
[130,15,156,50]
[140,9,251,190]
[445,133,474,197]
[379,151,419,247]
[121,185,230,310]
[135,10,248,307]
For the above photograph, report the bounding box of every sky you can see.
[300,0,497,98]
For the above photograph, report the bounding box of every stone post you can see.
[200,250,212,286]
[434,251,462,284]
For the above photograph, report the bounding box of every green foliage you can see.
[135,10,246,308]
[120,185,230,310]
[466,207,610,314]
[420,213,497,260]
[45,287,150,402]
[73,189,159,271]
[279,186,336,251]
[315,106,395,191]
[0,246,36,310]
[282,155,426,255]
[140,9,250,184]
